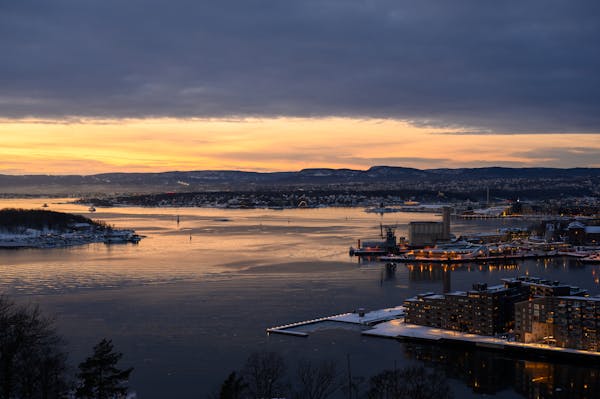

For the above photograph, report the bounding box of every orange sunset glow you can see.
[2,117,599,174]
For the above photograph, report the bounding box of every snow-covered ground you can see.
[364,318,600,358]
[0,228,138,249]
[329,305,405,324]
[0,230,103,248]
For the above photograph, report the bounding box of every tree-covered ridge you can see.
[0,208,105,233]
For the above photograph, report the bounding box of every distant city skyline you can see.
[1,1,599,174]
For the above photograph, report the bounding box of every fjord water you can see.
[1,198,599,398]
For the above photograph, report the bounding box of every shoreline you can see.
[269,309,600,362]
[0,230,142,249]
[365,318,600,362]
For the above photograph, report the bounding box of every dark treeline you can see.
[213,351,453,399]
[0,209,106,233]
[83,189,464,208]
[83,185,598,210]
[0,296,132,399]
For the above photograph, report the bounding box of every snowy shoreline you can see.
[0,228,141,249]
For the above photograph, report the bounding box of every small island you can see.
[0,208,142,249]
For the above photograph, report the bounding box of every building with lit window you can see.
[404,281,529,335]
[515,296,600,351]
[404,276,586,337]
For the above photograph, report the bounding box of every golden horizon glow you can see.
[1,117,600,174]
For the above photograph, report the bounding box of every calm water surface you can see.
[1,198,599,398]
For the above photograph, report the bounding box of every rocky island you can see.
[0,208,141,248]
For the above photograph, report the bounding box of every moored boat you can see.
[103,230,142,244]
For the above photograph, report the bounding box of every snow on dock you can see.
[329,306,406,324]
[266,306,405,337]
[268,307,600,359]
[363,319,600,359]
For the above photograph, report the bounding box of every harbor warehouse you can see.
[408,206,451,247]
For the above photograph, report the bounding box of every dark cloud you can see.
[1,0,599,132]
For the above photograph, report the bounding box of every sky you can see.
[1,0,599,174]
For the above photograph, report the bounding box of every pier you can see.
[266,306,405,336]
[269,305,600,361]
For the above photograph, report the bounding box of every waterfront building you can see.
[404,276,586,337]
[502,276,587,298]
[462,228,530,244]
[515,296,600,352]
[404,280,529,335]
[564,221,600,246]
[408,206,451,246]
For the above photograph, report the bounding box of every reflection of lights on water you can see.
[593,269,600,285]
[531,376,548,382]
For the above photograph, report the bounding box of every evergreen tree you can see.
[218,371,247,399]
[75,339,133,399]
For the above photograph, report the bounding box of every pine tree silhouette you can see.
[75,339,133,399]
[219,371,247,399]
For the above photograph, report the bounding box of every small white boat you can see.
[103,230,142,244]
[89,206,96,212]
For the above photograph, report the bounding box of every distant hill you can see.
[1,166,600,195]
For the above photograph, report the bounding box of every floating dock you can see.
[266,306,405,337]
